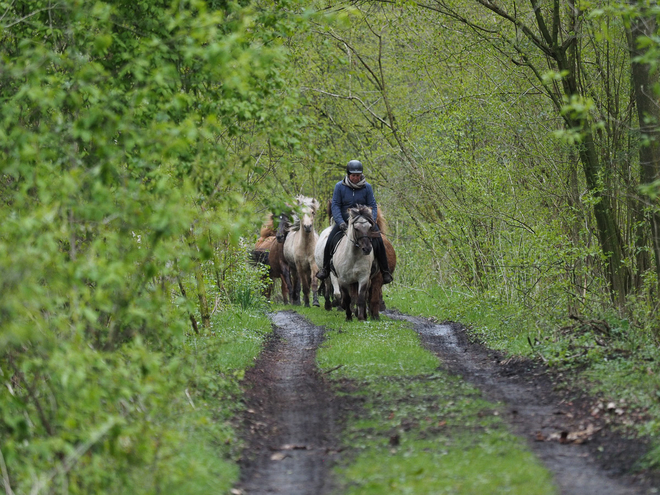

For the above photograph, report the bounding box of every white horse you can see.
[284,195,320,307]
[332,205,375,321]
[315,225,341,311]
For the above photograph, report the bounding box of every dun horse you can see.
[283,195,320,307]
[332,205,376,321]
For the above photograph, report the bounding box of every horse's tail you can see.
[250,249,270,266]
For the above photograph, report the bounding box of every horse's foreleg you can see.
[279,274,289,304]
[297,262,311,307]
[368,277,382,320]
[320,279,331,311]
[341,286,352,321]
[281,262,293,305]
[349,285,358,318]
[331,274,342,309]
[357,281,369,321]
[290,266,301,306]
[311,262,320,307]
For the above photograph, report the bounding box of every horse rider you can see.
[316,159,393,284]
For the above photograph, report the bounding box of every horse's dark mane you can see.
[349,204,373,222]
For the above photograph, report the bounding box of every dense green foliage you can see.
[3,0,660,491]
[0,0,300,492]
[292,0,660,333]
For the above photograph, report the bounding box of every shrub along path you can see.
[236,309,655,494]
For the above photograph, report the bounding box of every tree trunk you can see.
[577,130,629,306]
[194,262,211,328]
[559,40,630,306]
[629,5,660,294]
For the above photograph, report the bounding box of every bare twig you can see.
[184,388,196,410]
[2,4,60,29]
[0,446,14,495]
[323,364,344,375]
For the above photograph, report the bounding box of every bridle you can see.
[349,214,376,248]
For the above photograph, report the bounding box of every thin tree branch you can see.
[2,4,60,29]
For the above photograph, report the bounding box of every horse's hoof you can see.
[313,301,320,307]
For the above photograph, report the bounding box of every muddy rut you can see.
[237,310,654,494]
[237,311,339,495]
[385,311,652,495]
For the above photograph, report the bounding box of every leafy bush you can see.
[2,311,272,494]
[0,0,301,492]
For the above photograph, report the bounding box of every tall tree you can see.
[628,0,660,292]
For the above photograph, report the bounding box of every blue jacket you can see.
[331,179,378,226]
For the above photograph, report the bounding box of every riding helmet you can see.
[347,160,363,175]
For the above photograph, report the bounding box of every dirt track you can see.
[385,311,654,495]
[236,311,340,494]
[236,310,657,494]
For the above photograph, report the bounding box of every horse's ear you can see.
[312,198,320,212]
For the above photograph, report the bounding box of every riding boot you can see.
[316,252,331,280]
[372,235,393,284]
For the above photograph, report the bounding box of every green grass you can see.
[296,306,557,494]
[385,285,537,355]
[139,308,273,494]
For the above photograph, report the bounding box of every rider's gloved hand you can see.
[339,222,347,232]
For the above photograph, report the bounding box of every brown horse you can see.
[251,212,294,303]
[367,234,396,320]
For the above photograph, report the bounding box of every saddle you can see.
[328,230,344,276]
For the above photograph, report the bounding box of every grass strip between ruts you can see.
[296,306,556,494]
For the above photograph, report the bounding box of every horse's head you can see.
[296,195,320,234]
[275,212,291,243]
[348,205,374,255]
